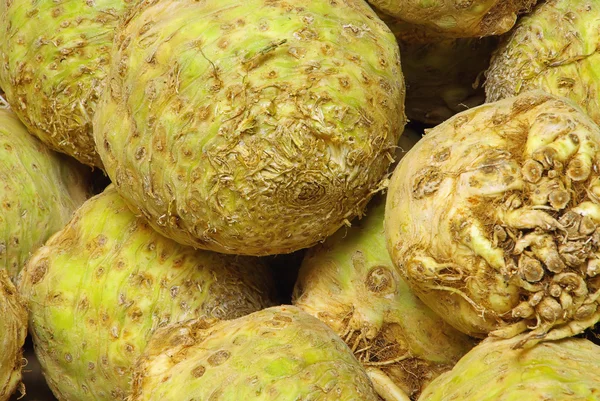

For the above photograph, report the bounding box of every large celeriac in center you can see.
[94,0,405,256]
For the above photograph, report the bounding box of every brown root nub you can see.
[522,159,543,183]
[518,254,544,282]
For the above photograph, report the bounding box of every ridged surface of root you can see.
[486,0,600,125]
[0,0,134,167]
[386,91,600,345]
[94,0,405,255]
[0,269,27,401]
[367,0,537,38]
[19,186,275,401]
[130,306,380,401]
[419,334,600,401]
[0,109,90,280]
[295,131,473,400]
[294,195,474,400]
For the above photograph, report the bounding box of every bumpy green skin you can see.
[0,108,89,280]
[385,91,600,344]
[293,194,474,399]
[419,335,600,401]
[131,306,380,401]
[486,0,600,125]
[397,35,496,125]
[94,0,405,256]
[19,187,275,401]
[368,0,537,38]
[0,0,135,167]
[0,269,27,401]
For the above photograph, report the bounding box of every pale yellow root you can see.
[366,367,412,401]
[0,93,9,109]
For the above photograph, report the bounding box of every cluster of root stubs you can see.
[494,129,600,345]
[386,92,600,348]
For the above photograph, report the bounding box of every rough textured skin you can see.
[419,335,600,401]
[293,194,474,400]
[18,187,275,401]
[0,0,135,167]
[130,306,380,401]
[486,0,600,125]
[385,91,600,345]
[367,0,537,38]
[0,269,27,401]
[94,0,405,256]
[0,108,89,280]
